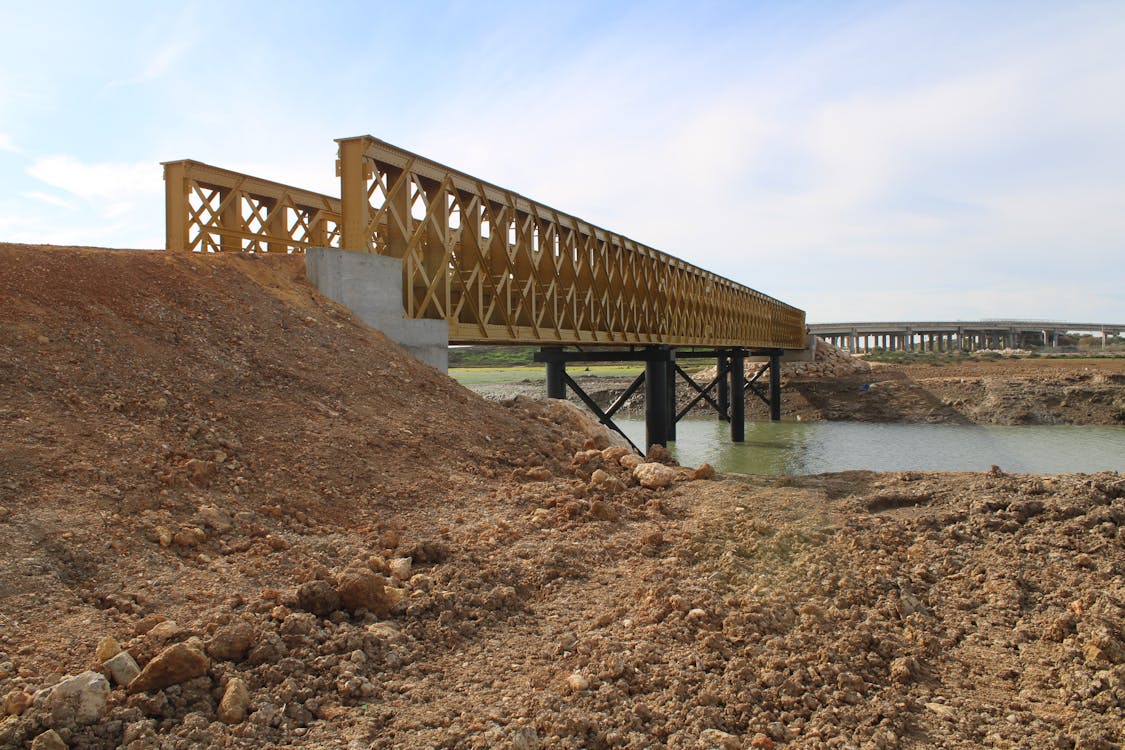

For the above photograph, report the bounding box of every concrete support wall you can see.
[305,247,449,372]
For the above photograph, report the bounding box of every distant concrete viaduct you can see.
[808,320,1124,353]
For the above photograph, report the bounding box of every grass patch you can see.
[448,346,536,368]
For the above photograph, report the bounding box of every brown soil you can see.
[780,359,1125,425]
[1,243,1122,749]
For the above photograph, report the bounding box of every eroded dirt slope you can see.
[0,244,598,746]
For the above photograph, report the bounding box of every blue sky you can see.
[1,1,1123,323]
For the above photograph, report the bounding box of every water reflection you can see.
[615,419,1125,475]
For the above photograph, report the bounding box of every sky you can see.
[1,0,1123,323]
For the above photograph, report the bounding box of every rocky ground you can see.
[1,244,1123,749]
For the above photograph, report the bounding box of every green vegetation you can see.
[448,346,537,368]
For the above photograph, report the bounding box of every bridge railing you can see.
[163,139,806,348]
[336,135,805,348]
[163,160,342,254]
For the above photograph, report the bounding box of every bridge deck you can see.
[164,136,805,350]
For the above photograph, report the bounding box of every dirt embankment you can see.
[1,244,1123,750]
[781,359,1125,426]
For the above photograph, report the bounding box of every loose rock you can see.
[619,453,644,471]
[195,505,233,533]
[31,729,67,750]
[692,463,716,480]
[633,462,677,489]
[2,689,32,716]
[336,567,393,616]
[566,672,590,692]
[104,650,141,687]
[94,635,121,662]
[295,580,341,617]
[40,670,109,725]
[206,621,256,662]
[388,557,412,581]
[147,620,183,641]
[217,677,250,724]
[127,643,209,693]
[699,728,740,749]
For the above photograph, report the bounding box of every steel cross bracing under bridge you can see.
[163,135,807,448]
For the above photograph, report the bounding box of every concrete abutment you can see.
[305,247,449,372]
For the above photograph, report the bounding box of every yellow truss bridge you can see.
[163,136,807,448]
[164,135,804,349]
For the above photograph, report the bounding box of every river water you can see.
[614,418,1125,476]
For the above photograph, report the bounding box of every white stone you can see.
[39,670,109,725]
[633,462,676,489]
[104,651,141,687]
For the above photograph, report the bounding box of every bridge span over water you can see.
[810,320,1124,352]
[163,135,806,450]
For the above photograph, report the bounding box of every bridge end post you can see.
[338,136,373,252]
[163,161,189,252]
[730,348,745,442]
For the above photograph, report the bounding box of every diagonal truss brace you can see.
[674,361,727,422]
[561,372,644,456]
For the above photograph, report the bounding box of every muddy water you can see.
[614,418,1125,475]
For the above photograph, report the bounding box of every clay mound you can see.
[786,336,873,379]
[693,336,871,385]
[0,243,584,672]
[0,243,569,509]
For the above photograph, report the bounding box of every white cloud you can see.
[27,155,161,205]
[107,36,194,88]
[21,155,165,247]
[21,191,72,209]
[0,132,17,153]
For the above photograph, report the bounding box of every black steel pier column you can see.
[543,347,566,399]
[717,351,730,422]
[730,348,745,442]
[666,349,677,442]
[769,350,782,421]
[644,346,672,448]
